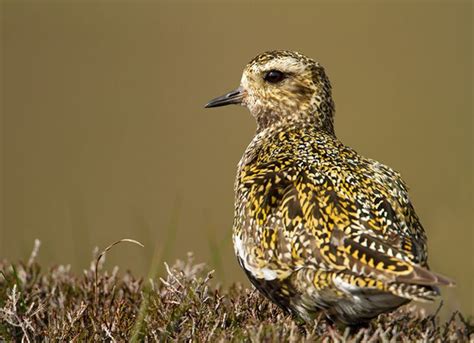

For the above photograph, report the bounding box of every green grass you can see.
[0,242,472,341]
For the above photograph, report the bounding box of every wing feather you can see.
[240,161,454,287]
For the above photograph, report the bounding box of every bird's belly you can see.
[234,244,411,325]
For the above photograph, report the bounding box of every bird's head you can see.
[206,50,335,134]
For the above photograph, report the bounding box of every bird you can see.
[204,50,454,325]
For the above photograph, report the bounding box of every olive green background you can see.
[1,1,472,316]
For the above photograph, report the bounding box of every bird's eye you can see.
[263,70,285,84]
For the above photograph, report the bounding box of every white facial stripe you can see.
[240,73,250,90]
[248,57,307,75]
[263,58,306,73]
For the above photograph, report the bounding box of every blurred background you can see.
[1,1,472,316]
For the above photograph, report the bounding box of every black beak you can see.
[205,86,245,108]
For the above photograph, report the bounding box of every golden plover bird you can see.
[205,50,454,325]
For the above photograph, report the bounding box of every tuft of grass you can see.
[93,238,144,308]
[0,242,472,341]
[131,200,182,342]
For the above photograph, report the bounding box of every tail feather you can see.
[394,264,455,287]
[388,282,440,302]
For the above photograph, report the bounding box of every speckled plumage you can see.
[206,50,454,325]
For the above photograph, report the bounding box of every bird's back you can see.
[233,124,452,324]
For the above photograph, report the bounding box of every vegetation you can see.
[0,241,472,342]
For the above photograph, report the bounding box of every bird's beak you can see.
[205,86,245,108]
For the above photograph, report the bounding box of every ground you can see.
[0,243,472,342]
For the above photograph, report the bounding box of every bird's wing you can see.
[238,159,454,287]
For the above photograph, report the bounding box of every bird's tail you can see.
[387,282,440,302]
[389,268,455,302]
[394,264,456,288]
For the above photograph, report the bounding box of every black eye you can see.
[264,70,285,83]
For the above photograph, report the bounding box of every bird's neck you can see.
[255,108,335,136]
